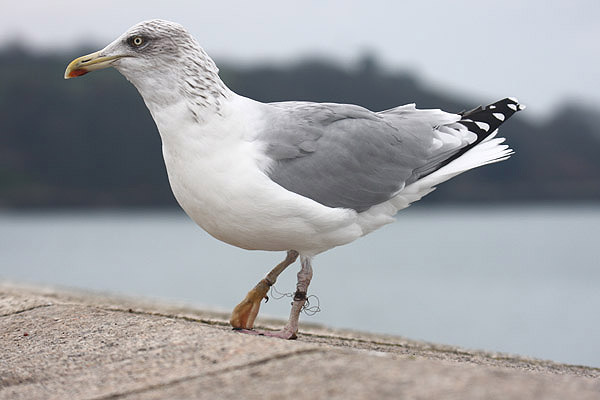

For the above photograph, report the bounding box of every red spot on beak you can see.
[69,69,88,78]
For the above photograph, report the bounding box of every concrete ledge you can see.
[1,282,599,399]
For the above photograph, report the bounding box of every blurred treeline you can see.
[1,46,599,208]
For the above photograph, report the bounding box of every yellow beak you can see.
[64,51,124,79]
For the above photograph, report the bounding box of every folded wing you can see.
[259,99,519,212]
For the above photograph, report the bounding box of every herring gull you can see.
[64,19,524,339]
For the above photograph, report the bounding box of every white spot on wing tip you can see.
[518,104,527,110]
[474,121,490,132]
[507,103,518,111]
[489,105,496,109]
[508,97,519,103]
[493,112,505,121]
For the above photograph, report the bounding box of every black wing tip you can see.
[460,97,525,117]
[425,98,522,178]
[458,97,525,139]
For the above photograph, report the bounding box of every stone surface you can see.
[1,282,598,400]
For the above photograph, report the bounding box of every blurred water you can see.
[1,205,599,367]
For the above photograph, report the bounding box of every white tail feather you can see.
[393,135,512,208]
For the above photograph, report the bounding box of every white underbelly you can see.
[162,140,361,254]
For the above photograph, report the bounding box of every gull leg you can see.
[240,256,313,340]
[270,255,314,339]
[230,250,298,330]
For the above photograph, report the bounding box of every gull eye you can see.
[128,36,145,48]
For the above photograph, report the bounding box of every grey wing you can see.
[260,102,472,212]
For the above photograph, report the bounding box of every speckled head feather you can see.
[105,19,230,119]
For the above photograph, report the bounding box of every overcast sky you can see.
[2,0,599,118]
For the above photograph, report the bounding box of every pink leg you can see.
[236,255,313,339]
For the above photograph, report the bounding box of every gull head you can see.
[64,20,199,80]
[65,19,229,115]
